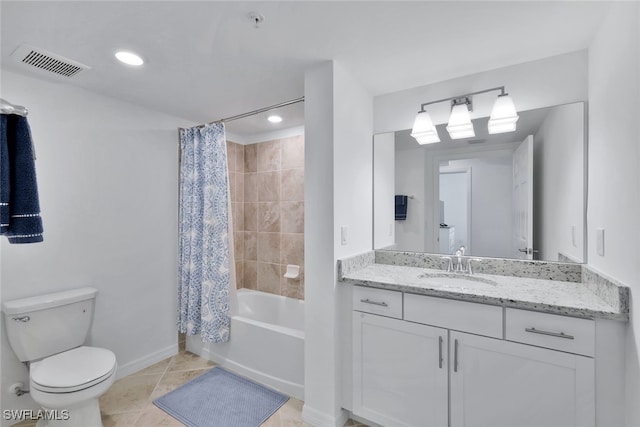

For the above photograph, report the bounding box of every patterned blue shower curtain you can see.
[178,122,231,343]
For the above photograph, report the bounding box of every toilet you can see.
[2,287,117,427]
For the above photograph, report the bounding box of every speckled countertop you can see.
[340,263,628,321]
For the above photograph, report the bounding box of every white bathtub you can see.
[188,289,305,399]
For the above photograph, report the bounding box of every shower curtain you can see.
[178,122,234,343]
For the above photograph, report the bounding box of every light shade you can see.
[446,103,475,139]
[488,94,519,134]
[410,111,440,144]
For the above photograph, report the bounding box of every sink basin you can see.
[418,272,497,286]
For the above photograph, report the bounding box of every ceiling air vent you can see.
[10,45,90,78]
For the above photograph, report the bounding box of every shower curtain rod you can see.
[181,96,305,131]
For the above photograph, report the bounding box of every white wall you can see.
[373,133,394,249]
[228,125,305,145]
[374,50,588,134]
[533,102,585,262]
[303,61,337,426]
[0,70,188,422]
[303,60,372,427]
[394,131,426,252]
[587,3,640,426]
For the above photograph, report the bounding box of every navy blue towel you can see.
[395,195,408,220]
[0,114,43,243]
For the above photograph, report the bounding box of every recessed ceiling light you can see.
[115,51,144,66]
[267,115,282,123]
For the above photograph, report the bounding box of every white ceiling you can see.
[0,1,610,138]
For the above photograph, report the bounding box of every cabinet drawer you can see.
[506,308,595,357]
[404,294,503,338]
[353,286,403,319]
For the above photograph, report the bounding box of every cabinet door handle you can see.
[525,327,574,340]
[359,298,388,307]
[454,339,459,373]
[438,336,443,369]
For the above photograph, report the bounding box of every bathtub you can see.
[188,289,305,399]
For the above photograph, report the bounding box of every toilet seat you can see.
[31,346,117,394]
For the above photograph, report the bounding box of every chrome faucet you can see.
[467,258,482,275]
[441,256,453,272]
[455,246,466,272]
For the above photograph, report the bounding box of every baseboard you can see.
[114,343,179,379]
[301,404,349,427]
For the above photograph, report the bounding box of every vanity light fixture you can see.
[410,111,440,144]
[411,86,518,144]
[488,93,519,134]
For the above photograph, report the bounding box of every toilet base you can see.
[35,399,103,427]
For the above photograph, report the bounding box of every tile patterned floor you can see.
[12,337,368,427]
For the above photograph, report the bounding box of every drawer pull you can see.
[525,327,574,340]
[360,298,388,307]
[438,336,443,369]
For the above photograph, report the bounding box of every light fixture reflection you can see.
[410,111,440,144]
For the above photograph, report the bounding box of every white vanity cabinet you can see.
[450,331,594,427]
[353,312,448,427]
[352,286,596,427]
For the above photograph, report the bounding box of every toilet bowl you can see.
[2,288,117,427]
[29,347,117,427]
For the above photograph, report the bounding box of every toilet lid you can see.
[31,346,116,392]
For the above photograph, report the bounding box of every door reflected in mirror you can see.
[373,102,586,263]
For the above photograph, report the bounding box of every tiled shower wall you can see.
[227,135,305,300]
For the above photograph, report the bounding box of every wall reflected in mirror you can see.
[373,102,586,263]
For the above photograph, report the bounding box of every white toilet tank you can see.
[2,287,98,362]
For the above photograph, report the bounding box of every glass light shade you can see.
[488,94,519,134]
[446,103,475,139]
[410,111,440,144]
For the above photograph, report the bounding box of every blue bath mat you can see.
[153,367,289,427]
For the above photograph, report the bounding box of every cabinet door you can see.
[450,331,595,427]
[353,312,448,427]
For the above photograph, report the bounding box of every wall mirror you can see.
[373,102,586,263]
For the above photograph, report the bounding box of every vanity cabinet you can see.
[450,331,594,427]
[353,312,448,427]
[352,287,596,427]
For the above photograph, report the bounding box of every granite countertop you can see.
[340,263,628,321]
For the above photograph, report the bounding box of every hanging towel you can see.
[395,195,408,220]
[0,114,43,243]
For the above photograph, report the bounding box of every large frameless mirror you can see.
[373,101,586,263]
